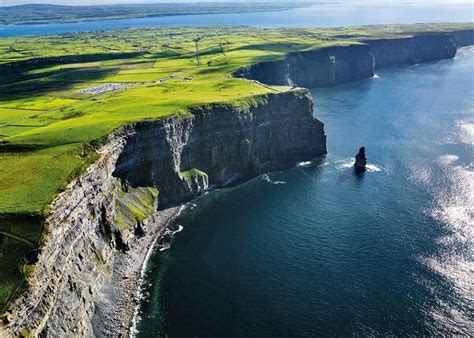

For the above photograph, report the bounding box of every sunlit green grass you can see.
[0,144,89,213]
[0,23,472,310]
[1,23,473,214]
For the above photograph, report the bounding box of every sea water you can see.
[135,47,474,336]
[0,2,472,37]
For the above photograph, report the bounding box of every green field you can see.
[0,23,472,310]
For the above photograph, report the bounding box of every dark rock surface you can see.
[2,89,326,336]
[114,89,327,207]
[234,44,374,88]
[354,147,367,174]
[366,33,457,69]
[452,29,474,47]
[234,31,474,87]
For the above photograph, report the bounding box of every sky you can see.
[0,0,467,5]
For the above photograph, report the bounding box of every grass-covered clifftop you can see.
[0,23,473,310]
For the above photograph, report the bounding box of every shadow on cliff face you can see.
[113,91,327,209]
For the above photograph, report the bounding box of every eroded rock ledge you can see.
[1,89,326,336]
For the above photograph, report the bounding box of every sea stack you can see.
[354,147,367,174]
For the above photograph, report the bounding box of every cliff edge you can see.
[234,30,473,87]
[2,26,474,337]
[1,89,326,336]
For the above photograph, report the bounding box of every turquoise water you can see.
[1,2,473,37]
[136,48,474,336]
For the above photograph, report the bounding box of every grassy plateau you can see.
[0,23,472,310]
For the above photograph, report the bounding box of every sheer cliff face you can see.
[2,89,326,336]
[287,45,374,88]
[234,45,374,88]
[367,34,457,69]
[453,29,474,47]
[5,28,473,336]
[234,31,472,87]
[114,90,326,207]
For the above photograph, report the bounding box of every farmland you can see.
[0,23,473,310]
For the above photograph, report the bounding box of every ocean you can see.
[135,47,474,336]
[1,2,472,37]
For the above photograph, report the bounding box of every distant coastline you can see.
[0,3,309,26]
[1,2,472,38]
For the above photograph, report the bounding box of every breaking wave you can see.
[334,158,384,173]
[262,174,286,185]
[297,161,312,167]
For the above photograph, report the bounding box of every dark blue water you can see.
[135,48,474,336]
[1,2,473,37]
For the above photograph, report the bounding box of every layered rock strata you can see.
[234,30,474,87]
[1,89,326,336]
[3,28,474,336]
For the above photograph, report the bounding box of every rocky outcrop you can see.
[354,147,367,174]
[234,31,474,87]
[1,89,326,336]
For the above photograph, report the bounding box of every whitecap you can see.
[170,225,184,236]
[262,174,286,185]
[365,164,382,172]
[335,158,354,171]
[159,243,171,252]
[177,204,188,215]
[297,161,312,167]
[335,158,385,173]
[373,74,380,79]
[177,202,198,216]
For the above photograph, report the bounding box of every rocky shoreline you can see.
[4,29,473,336]
[92,207,180,337]
[2,88,325,337]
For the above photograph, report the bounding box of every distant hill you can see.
[0,2,309,25]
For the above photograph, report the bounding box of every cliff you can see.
[233,44,374,88]
[365,33,457,69]
[234,31,474,86]
[115,89,326,208]
[3,27,473,336]
[452,29,474,47]
[1,89,326,336]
